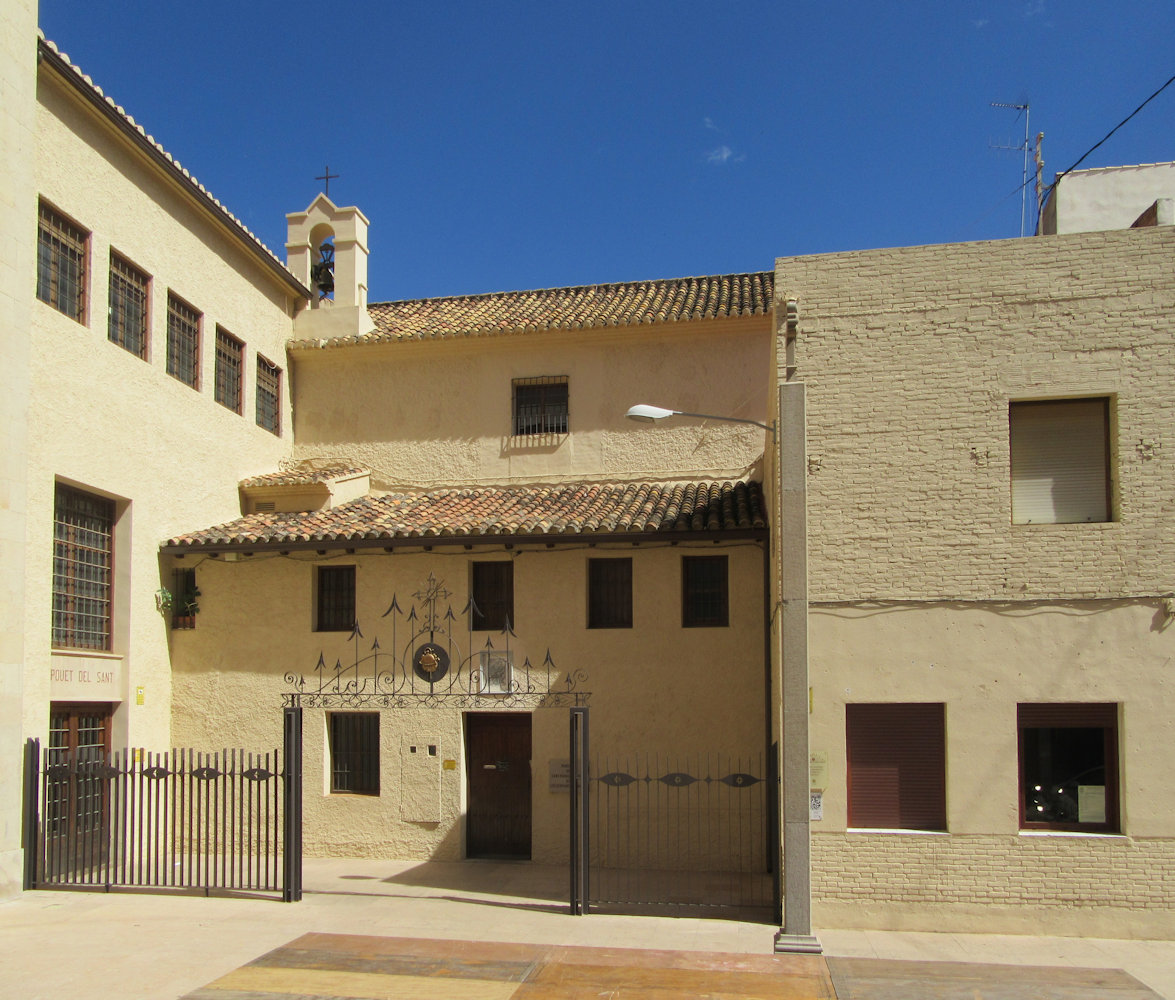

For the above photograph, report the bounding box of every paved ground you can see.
[0,858,1171,999]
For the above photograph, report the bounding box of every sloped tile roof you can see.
[290,272,774,349]
[240,467,367,488]
[165,480,766,550]
[38,37,308,297]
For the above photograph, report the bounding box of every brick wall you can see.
[775,227,1175,603]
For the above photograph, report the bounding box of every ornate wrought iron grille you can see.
[283,572,589,709]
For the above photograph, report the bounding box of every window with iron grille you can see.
[171,566,199,629]
[317,566,356,631]
[847,703,946,830]
[256,355,281,435]
[53,484,114,651]
[682,555,728,628]
[214,327,243,413]
[166,292,200,388]
[1018,703,1118,832]
[107,252,148,357]
[37,201,87,322]
[588,558,632,629]
[328,713,379,794]
[471,561,513,631]
[512,376,568,435]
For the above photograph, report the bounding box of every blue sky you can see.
[39,1,1175,301]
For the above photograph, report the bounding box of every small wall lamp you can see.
[625,403,775,437]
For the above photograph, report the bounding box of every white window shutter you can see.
[1010,399,1110,524]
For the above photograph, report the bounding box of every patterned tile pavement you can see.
[184,932,1162,1000]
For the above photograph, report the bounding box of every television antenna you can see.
[990,102,1031,236]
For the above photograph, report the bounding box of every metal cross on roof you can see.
[315,165,339,197]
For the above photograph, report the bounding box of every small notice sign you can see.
[549,758,571,792]
[810,791,824,821]
[809,751,828,791]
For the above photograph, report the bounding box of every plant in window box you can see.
[172,586,201,629]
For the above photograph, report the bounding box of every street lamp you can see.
[625,403,775,435]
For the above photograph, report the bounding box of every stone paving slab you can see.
[185,933,838,1000]
[826,956,1162,1000]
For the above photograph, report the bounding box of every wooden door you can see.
[466,713,532,858]
[45,703,113,877]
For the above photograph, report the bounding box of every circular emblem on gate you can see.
[412,643,450,683]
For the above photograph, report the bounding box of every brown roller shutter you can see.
[847,703,946,830]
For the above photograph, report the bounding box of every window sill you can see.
[846,827,949,836]
[51,648,123,661]
[1019,829,1125,839]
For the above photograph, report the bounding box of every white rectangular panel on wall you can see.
[400,736,441,823]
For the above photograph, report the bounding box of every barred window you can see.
[166,293,200,388]
[171,566,199,629]
[682,555,728,628]
[256,355,281,435]
[512,376,568,435]
[37,201,88,322]
[107,252,148,357]
[214,328,243,413]
[588,558,632,629]
[53,484,114,651]
[329,713,379,794]
[471,561,513,631]
[317,566,355,632]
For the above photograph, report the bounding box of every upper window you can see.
[256,355,282,435]
[166,293,201,388]
[171,566,199,629]
[107,252,148,358]
[1018,703,1118,833]
[1010,398,1111,524]
[328,712,379,795]
[37,201,87,322]
[682,555,728,628]
[317,565,356,632]
[214,327,243,413]
[52,484,114,651]
[471,561,513,631]
[846,703,946,831]
[512,376,568,436]
[588,558,632,629]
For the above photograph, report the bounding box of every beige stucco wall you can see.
[1041,162,1175,235]
[289,316,771,489]
[169,541,767,863]
[0,0,38,900]
[776,229,1175,937]
[23,62,302,753]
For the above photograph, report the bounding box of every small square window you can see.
[37,201,88,322]
[588,558,632,628]
[328,713,379,794]
[1018,703,1118,832]
[847,703,946,831]
[512,376,568,435]
[214,328,243,413]
[256,355,282,435]
[1010,398,1111,524]
[682,555,728,628]
[108,252,149,358]
[166,293,201,388]
[317,566,355,632]
[471,561,513,631]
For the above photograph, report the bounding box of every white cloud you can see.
[704,116,719,131]
[971,18,989,28]
[1023,0,1045,16]
[708,145,741,165]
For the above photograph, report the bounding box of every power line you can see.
[1045,71,1175,197]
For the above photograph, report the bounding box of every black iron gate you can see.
[585,748,774,916]
[22,707,302,901]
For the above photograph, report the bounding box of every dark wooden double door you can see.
[466,713,531,858]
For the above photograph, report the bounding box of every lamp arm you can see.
[674,411,776,435]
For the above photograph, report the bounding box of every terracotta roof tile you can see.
[290,272,773,349]
[165,480,766,550]
[239,467,367,488]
